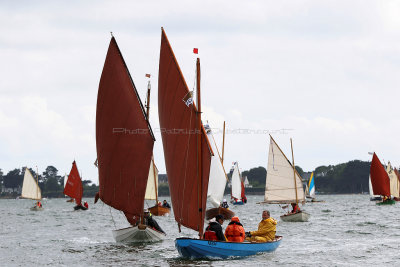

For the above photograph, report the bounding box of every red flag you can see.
[193,48,198,54]
[145,73,151,78]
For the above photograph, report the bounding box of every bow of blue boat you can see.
[175,236,282,259]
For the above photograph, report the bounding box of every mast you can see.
[222,121,225,164]
[145,78,151,120]
[290,138,299,205]
[196,57,203,238]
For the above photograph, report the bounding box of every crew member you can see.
[204,214,226,241]
[162,200,171,209]
[144,209,165,234]
[245,210,277,242]
[225,216,245,242]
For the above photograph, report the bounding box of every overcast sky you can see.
[1,0,400,184]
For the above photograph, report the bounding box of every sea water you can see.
[0,195,399,266]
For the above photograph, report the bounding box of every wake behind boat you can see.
[158,27,280,258]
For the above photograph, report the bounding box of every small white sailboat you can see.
[21,168,43,211]
[305,172,324,202]
[204,122,234,220]
[263,135,310,222]
[230,162,246,205]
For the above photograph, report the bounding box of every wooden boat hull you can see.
[280,211,310,222]
[30,206,44,211]
[376,199,396,205]
[175,236,282,259]
[66,198,74,202]
[205,207,235,220]
[148,205,170,216]
[112,225,166,243]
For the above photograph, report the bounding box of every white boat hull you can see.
[112,225,166,243]
[280,211,310,222]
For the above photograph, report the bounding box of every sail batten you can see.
[264,136,304,203]
[158,28,212,233]
[96,37,154,221]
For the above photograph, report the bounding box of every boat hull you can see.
[74,205,88,210]
[148,205,170,216]
[280,211,310,222]
[112,225,166,243]
[30,206,44,211]
[376,199,396,205]
[175,236,282,259]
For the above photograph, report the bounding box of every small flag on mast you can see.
[145,74,151,78]
[193,48,198,54]
[182,91,194,107]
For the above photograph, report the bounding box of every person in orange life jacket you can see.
[291,203,300,213]
[204,214,226,241]
[224,216,245,242]
[84,201,89,209]
[144,209,165,234]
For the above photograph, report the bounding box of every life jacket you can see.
[204,230,218,241]
[224,217,245,242]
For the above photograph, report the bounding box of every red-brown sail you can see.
[64,161,83,205]
[158,28,212,235]
[370,153,391,196]
[96,37,155,224]
[241,179,246,199]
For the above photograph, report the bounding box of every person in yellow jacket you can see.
[245,210,277,242]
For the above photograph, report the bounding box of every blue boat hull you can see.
[232,201,244,205]
[175,236,282,259]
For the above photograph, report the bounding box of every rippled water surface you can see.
[1,195,399,266]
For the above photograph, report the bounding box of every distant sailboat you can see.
[263,135,310,222]
[369,153,395,205]
[305,172,324,202]
[386,162,400,201]
[21,168,43,211]
[230,162,246,205]
[64,161,86,210]
[204,123,235,220]
[96,36,165,242]
[159,28,281,258]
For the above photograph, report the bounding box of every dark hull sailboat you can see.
[64,161,86,210]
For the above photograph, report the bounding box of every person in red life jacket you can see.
[291,203,300,214]
[84,201,89,209]
[203,214,226,241]
[36,201,42,208]
[241,196,247,204]
[224,216,245,242]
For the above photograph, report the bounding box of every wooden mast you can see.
[222,121,225,164]
[196,57,203,238]
[145,77,158,207]
[290,138,299,205]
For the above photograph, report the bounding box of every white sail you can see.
[21,168,41,200]
[264,136,305,203]
[64,174,68,188]
[231,162,242,200]
[144,158,158,200]
[386,162,400,198]
[205,125,228,208]
[369,175,375,197]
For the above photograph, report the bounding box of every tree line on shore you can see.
[0,159,371,198]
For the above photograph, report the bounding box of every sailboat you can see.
[96,35,165,242]
[64,174,74,202]
[64,161,87,210]
[305,172,324,202]
[263,135,310,222]
[158,28,281,258]
[143,79,170,217]
[21,167,43,211]
[230,162,246,205]
[204,122,235,220]
[386,161,400,201]
[369,153,395,205]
